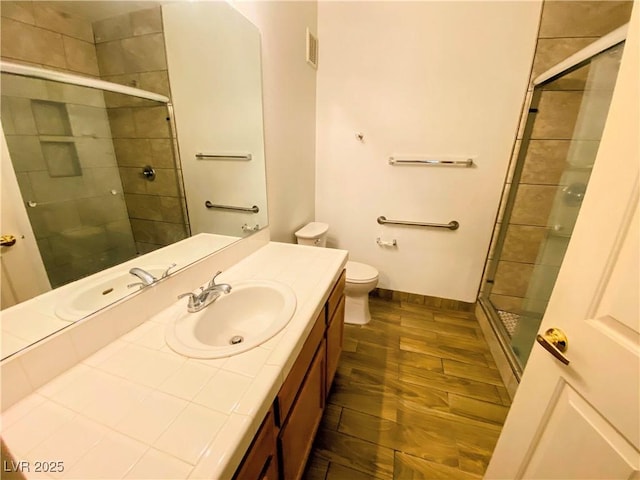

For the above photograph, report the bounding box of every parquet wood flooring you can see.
[303,296,511,480]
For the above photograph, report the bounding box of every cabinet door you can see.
[326,295,344,395]
[326,270,346,323]
[279,340,326,480]
[277,310,325,425]
[233,408,278,480]
[260,454,278,480]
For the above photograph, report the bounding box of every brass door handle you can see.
[536,327,570,365]
[0,235,17,247]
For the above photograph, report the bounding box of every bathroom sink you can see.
[55,265,170,321]
[165,280,297,358]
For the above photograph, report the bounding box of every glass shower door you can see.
[481,42,625,371]
[1,73,137,287]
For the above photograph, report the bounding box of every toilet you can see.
[295,222,378,325]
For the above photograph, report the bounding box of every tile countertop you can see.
[1,242,348,480]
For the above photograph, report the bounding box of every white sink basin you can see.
[165,280,297,358]
[55,265,170,321]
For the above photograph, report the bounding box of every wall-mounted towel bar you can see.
[377,216,459,231]
[205,201,259,213]
[388,157,473,167]
[196,153,252,161]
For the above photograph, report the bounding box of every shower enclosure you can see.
[479,31,626,377]
[1,64,189,290]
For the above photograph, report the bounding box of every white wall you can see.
[233,1,318,243]
[163,2,268,237]
[316,1,542,302]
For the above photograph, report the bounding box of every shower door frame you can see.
[478,24,628,381]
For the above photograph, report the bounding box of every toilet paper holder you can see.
[376,237,397,247]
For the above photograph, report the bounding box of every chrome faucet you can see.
[127,263,176,289]
[178,271,232,313]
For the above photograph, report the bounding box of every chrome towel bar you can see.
[377,216,459,231]
[388,157,473,167]
[205,201,259,213]
[196,153,252,161]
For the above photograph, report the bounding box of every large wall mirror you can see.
[0,1,268,359]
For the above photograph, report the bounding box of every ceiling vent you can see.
[306,28,318,69]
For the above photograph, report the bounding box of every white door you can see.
[485,7,640,479]
[0,124,50,308]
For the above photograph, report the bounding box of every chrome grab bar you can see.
[205,201,259,213]
[196,153,252,161]
[388,157,473,167]
[377,216,459,231]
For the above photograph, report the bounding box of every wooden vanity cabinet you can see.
[233,270,345,480]
[232,407,279,480]
[325,269,345,397]
[278,338,326,480]
[325,270,346,324]
[325,295,345,396]
[276,309,326,424]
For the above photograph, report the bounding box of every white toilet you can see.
[295,222,379,325]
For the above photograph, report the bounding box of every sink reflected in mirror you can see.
[165,280,296,359]
[1,233,239,360]
[55,264,171,321]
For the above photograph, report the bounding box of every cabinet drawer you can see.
[326,295,344,395]
[279,340,326,480]
[276,308,325,425]
[326,269,346,323]
[233,407,278,480]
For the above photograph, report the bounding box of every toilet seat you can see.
[346,261,378,284]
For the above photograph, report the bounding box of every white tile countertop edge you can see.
[1,242,348,480]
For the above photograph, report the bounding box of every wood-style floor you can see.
[303,295,512,480]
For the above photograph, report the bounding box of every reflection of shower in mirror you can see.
[0,1,268,359]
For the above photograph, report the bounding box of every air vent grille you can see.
[306,28,318,69]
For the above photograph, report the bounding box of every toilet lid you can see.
[346,261,378,283]
[295,222,329,239]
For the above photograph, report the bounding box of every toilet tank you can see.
[294,222,329,247]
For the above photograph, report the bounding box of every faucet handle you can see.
[177,292,198,309]
[162,263,177,278]
[208,270,223,288]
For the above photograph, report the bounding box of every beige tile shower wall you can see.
[93,7,189,254]
[0,1,99,76]
[485,0,633,311]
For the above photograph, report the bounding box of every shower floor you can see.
[497,309,520,337]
